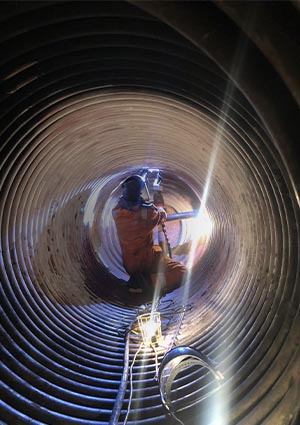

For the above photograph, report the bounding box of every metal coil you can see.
[0,2,299,425]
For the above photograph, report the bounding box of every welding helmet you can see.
[122,175,145,203]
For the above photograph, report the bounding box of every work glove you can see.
[157,206,167,224]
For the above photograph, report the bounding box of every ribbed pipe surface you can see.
[0,2,300,425]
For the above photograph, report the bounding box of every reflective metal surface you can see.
[1,2,299,424]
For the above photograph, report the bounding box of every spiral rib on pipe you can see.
[0,2,299,425]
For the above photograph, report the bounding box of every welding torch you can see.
[166,209,199,222]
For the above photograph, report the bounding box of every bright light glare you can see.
[190,208,213,243]
[185,206,213,273]
[215,371,224,381]
[141,321,157,339]
[138,313,162,346]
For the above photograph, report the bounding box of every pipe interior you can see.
[1,1,300,424]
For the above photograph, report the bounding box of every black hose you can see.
[109,330,131,425]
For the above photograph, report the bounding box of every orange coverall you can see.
[112,203,186,293]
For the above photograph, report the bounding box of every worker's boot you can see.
[127,273,151,293]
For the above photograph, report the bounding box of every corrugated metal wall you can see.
[1,2,299,424]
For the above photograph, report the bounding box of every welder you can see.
[112,174,187,294]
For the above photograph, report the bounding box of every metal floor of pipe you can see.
[0,1,300,424]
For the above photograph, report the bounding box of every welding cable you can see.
[165,325,184,354]
[109,328,131,425]
[164,306,187,354]
[158,346,224,423]
[169,410,185,425]
[151,343,160,381]
[123,342,144,425]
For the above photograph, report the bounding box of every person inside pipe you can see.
[112,174,187,294]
